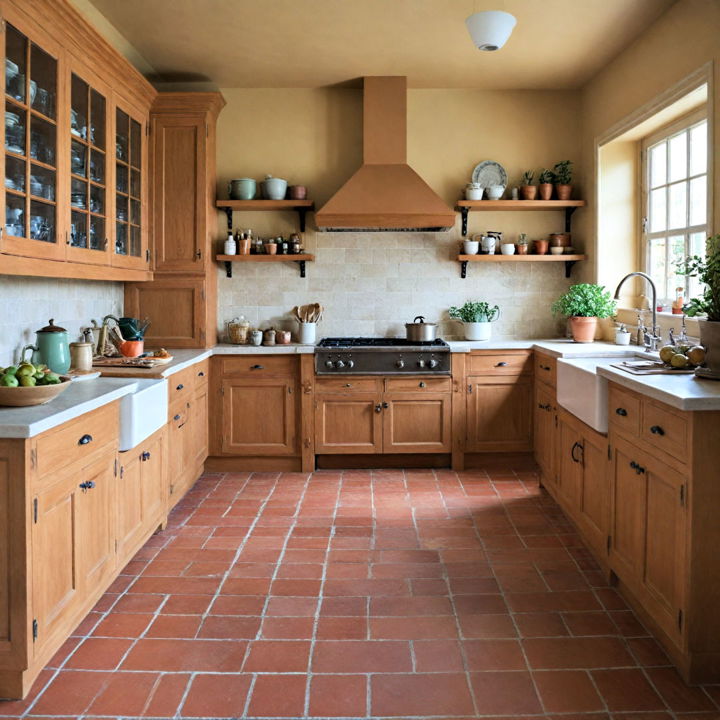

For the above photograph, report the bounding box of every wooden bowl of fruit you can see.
[0,362,71,407]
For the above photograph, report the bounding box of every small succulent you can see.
[521,170,534,186]
[538,168,555,184]
[517,233,529,245]
[553,160,573,185]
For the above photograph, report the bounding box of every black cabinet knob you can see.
[176,383,184,390]
[174,413,181,421]
[198,371,205,377]
[496,361,509,367]
[78,480,96,491]
[375,404,382,413]
[78,434,93,445]
[382,402,389,409]
[615,408,627,416]
[650,425,665,436]
[251,364,264,370]
[141,451,151,461]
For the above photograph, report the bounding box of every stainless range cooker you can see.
[315,337,451,375]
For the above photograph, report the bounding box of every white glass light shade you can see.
[465,10,517,52]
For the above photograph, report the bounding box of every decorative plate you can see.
[471,160,508,188]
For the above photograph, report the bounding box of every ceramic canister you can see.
[69,341,93,372]
[229,178,256,200]
[33,319,71,374]
[262,175,288,200]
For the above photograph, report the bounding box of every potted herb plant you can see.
[520,170,536,200]
[516,232,529,255]
[551,283,616,343]
[678,234,720,379]
[538,168,554,200]
[449,301,500,341]
[553,160,573,200]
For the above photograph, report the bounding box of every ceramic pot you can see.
[520,185,537,200]
[229,178,256,200]
[516,244,528,255]
[549,232,570,247]
[238,237,251,255]
[550,247,564,255]
[250,330,263,346]
[465,183,483,201]
[262,175,288,200]
[696,319,720,380]
[569,316,597,343]
[69,342,93,371]
[486,185,504,200]
[538,183,553,200]
[500,243,515,255]
[464,321,492,341]
[463,240,479,255]
[289,185,307,200]
[555,184,572,201]
[481,235,497,254]
[120,340,144,358]
[533,240,549,255]
[276,330,291,345]
[265,242,278,255]
[299,322,317,345]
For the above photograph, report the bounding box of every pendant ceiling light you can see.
[465,10,517,51]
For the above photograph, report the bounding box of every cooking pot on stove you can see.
[405,316,438,342]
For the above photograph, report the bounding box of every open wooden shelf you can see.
[457,253,587,278]
[217,253,315,278]
[455,199,586,236]
[216,199,315,232]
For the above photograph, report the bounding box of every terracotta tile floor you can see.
[4,468,720,719]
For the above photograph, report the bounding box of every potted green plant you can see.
[551,283,616,343]
[515,232,529,255]
[538,168,554,200]
[553,160,573,200]
[449,301,500,341]
[678,234,720,379]
[520,170,536,200]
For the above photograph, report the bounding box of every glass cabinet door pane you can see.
[116,108,128,161]
[5,100,25,154]
[71,139,86,177]
[90,89,105,149]
[90,184,104,214]
[5,25,27,104]
[6,155,25,192]
[71,177,87,209]
[90,149,105,183]
[29,200,54,242]
[30,45,56,119]
[116,194,127,221]
[90,216,105,251]
[30,164,54,200]
[70,74,88,139]
[115,221,127,255]
[116,163,128,193]
[130,198,140,225]
[130,168,140,198]
[130,224,141,256]
[6,193,25,237]
[130,119,141,168]
[70,210,87,247]
[30,115,55,165]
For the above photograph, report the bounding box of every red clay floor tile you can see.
[309,674,367,717]
[371,672,475,716]
[180,673,252,718]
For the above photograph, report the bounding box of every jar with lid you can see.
[262,328,276,346]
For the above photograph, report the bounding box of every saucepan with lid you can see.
[405,316,438,342]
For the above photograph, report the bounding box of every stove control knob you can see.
[325,360,335,369]
[346,359,354,369]
[417,359,426,368]
[396,359,405,369]
[336,360,346,369]
[428,359,439,369]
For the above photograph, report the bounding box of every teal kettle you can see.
[22,319,71,374]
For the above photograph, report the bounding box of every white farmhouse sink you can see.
[557,355,638,433]
[119,378,168,451]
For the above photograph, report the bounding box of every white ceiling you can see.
[86,0,677,89]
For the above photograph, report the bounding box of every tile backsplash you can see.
[0,276,123,367]
[216,231,570,342]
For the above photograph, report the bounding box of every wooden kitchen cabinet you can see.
[383,393,451,453]
[315,394,382,454]
[534,380,557,488]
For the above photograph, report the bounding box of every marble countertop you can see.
[0,377,138,439]
[447,338,647,358]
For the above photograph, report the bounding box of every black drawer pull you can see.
[650,425,665,436]
[78,434,93,445]
[540,364,551,371]
[176,383,184,390]
[173,413,181,421]
[537,402,551,411]
[419,381,426,388]
[78,481,96,491]
[570,441,583,464]
[629,460,646,474]
[251,364,264,370]
[141,451,151,461]
[375,404,382,413]
[382,401,389,409]
[615,408,627,416]
[496,361,509,367]
[198,371,205,377]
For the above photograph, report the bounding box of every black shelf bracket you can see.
[564,260,577,278]
[565,207,577,233]
[460,207,469,237]
[224,260,233,278]
[296,260,306,278]
[224,207,233,231]
[460,260,468,279]
[297,209,307,233]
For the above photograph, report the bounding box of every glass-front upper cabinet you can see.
[3,20,63,260]
[67,63,110,265]
[113,102,146,268]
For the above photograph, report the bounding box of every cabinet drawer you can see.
[609,385,641,436]
[534,353,557,387]
[35,402,118,477]
[168,366,196,411]
[642,400,688,463]
[316,378,380,394]
[385,377,452,393]
[217,355,297,377]
[468,352,532,375]
[193,359,210,388]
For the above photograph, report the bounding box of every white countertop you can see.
[0,377,138,439]
[447,338,644,358]
[213,343,315,355]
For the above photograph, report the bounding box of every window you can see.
[642,111,709,306]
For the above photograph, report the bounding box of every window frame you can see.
[640,107,711,304]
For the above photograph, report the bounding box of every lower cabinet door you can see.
[221,378,297,456]
[466,375,532,452]
[191,384,209,468]
[557,413,583,510]
[167,406,188,502]
[534,383,556,486]
[576,429,610,558]
[383,393,451,453]
[314,394,382,454]
[116,451,144,564]
[141,429,166,528]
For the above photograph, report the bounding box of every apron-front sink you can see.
[118,378,168,451]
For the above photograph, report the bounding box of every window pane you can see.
[668,234,686,298]
[668,182,687,229]
[688,231,706,301]
[689,122,707,176]
[650,188,666,232]
[648,237,667,299]
[650,142,666,188]
[668,132,687,182]
[689,176,706,226]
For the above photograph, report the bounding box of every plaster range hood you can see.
[315,76,455,232]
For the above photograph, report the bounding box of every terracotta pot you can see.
[569,316,598,343]
[549,232,571,247]
[516,244,528,255]
[533,240,549,255]
[555,184,572,201]
[696,319,720,380]
[538,183,553,200]
[520,185,537,200]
